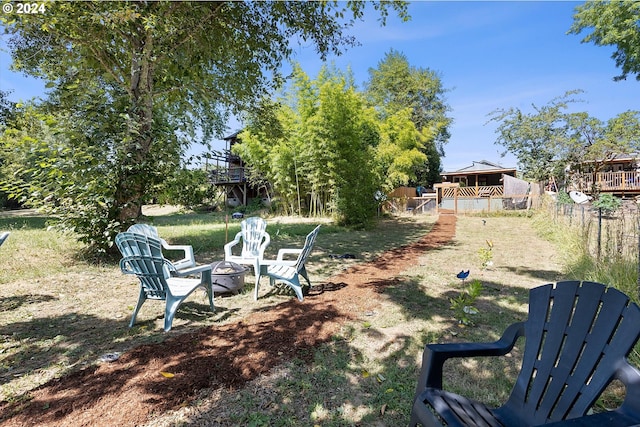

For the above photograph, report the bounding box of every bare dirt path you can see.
[0,215,456,427]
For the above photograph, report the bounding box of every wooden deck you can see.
[571,171,640,195]
[209,166,246,184]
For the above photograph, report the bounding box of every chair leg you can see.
[200,269,215,311]
[253,261,261,301]
[205,286,215,311]
[283,275,304,301]
[129,287,146,328]
[299,265,311,287]
[409,397,445,427]
[164,295,184,332]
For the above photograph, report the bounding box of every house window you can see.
[453,177,468,186]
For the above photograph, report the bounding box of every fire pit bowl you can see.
[210,261,247,293]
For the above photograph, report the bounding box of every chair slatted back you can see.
[499,280,640,425]
[294,225,321,272]
[115,232,170,301]
[127,223,159,239]
[240,217,268,258]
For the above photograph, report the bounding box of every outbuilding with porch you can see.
[438,160,534,213]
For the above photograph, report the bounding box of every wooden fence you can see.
[549,201,640,261]
[441,185,504,198]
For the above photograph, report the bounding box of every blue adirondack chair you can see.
[115,232,214,332]
[224,217,271,299]
[410,280,640,427]
[259,225,321,301]
[0,232,9,248]
[127,223,196,271]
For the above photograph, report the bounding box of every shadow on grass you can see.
[150,214,432,261]
[0,294,57,311]
[0,215,50,230]
[0,213,450,425]
[502,265,564,283]
[0,300,225,387]
[184,278,535,426]
[0,300,347,426]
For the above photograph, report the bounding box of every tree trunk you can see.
[114,27,155,223]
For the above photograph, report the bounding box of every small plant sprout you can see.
[450,279,483,326]
[478,239,494,269]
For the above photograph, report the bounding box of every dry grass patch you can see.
[139,213,566,426]
[0,209,435,407]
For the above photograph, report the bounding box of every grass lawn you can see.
[0,208,573,425]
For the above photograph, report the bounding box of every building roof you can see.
[577,153,639,164]
[223,130,242,140]
[443,160,516,176]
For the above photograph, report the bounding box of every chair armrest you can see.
[173,264,212,277]
[417,322,525,392]
[615,361,640,415]
[172,263,212,287]
[161,240,196,270]
[276,248,303,262]
[119,258,137,275]
[160,237,195,267]
[257,232,271,258]
[224,232,243,258]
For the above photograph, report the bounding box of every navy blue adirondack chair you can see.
[0,232,9,247]
[410,281,640,427]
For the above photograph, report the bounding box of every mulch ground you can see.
[0,215,456,427]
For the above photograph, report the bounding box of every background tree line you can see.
[0,0,639,256]
[493,1,640,187]
[234,53,450,227]
[0,1,410,255]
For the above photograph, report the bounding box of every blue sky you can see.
[2,1,639,173]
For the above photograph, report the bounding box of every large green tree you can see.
[235,65,427,227]
[1,1,408,253]
[365,49,451,187]
[235,66,382,227]
[490,91,640,183]
[569,1,640,81]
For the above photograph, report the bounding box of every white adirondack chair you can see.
[127,223,196,271]
[259,225,321,301]
[115,232,214,332]
[224,217,271,299]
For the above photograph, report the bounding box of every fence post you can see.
[569,204,573,226]
[597,208,602,261]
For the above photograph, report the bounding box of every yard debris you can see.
[98,352,120,363]
[329,253,356,259]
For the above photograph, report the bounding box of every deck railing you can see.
[209,167,246,184]
[571,171,640,193]
[441,185,503,198]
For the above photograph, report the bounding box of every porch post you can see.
[475,174,479,197]
[454,187,458,214]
